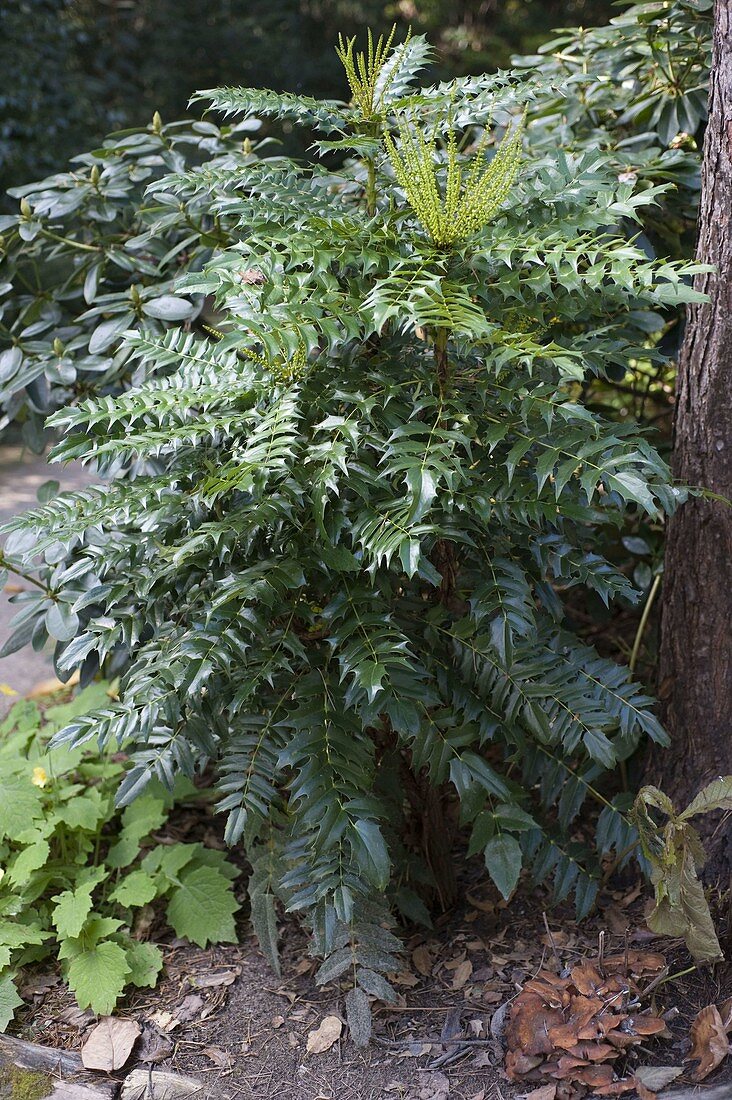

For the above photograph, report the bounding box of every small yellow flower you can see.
[31,767,48,788]
[0,684,18,697]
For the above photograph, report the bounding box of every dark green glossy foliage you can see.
[0,4,712,1041]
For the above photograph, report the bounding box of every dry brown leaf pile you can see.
[505,952,670,1098]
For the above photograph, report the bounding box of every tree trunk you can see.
[654,0,732,873]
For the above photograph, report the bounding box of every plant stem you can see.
[616,573,662,792]
[630,573,662,675]
[365,157,376,216]
[600,838,639,885]
[434,326,449,398]
[40,228,102,253]
[430,327,459,609]
[0,553,53,596]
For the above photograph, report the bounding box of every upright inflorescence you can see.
[384,112,525,247]
[336,26,412,123]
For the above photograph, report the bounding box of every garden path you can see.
[0,442,94,712]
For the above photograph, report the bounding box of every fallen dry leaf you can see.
[19,972,60,997]
[81,1017,141,1071]
[634,1065,683,1090]
[465,891,496,913]
[521,1086,557,1100]
[306,1014,343,1054]
[136,1022,173,1065]
[719,997,732,1031]
[148,1009,177,1032]
[688,1003,731,1080]
[633,1065,683,1096]
[175,994,204,1023]
[412,944,433,976]
[190,967,241,989]
[57,1004,95,1029]
[452,959,473,990]
[603,952,666,976]
[201,1046,232,1069]
[393,969,420,987]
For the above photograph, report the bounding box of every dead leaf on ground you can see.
[602,952,666,976]
[393,969,420,987]
[306,1014,343,1054]
[56,1004,95,1029]
[175,993,205,1022]
[417,1070,450,1099]
[137,1022,174,1065]
[148,1009,178,1033]
[633,1065,683,1096]
[688,1003,731,1080]
[719,996,732,1031]
[465,891,496,913]
[451,959,473,990]
[19,973,60,997]
[189,967,241,989]
[81,1016,142,1071]
[634,1065,683,1090]
[412,944,433,976]
[201,1046,232,1069]
[521,1086,557,1100]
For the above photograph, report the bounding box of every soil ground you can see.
[14,851,732,1100]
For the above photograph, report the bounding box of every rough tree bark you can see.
[653,0,732,873]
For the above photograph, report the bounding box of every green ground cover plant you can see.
[0,2,720,1045]
[0,684,239,1029]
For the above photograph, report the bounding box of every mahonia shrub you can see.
[1,28,709,1043]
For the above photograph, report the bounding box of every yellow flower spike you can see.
[31,766,48,788]
[384,110,525,248]
[336,25,411,123]
[0,684,18,696]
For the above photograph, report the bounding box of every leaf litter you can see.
[9,845,732,1099]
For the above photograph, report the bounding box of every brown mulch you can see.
[12,872,732,1100]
